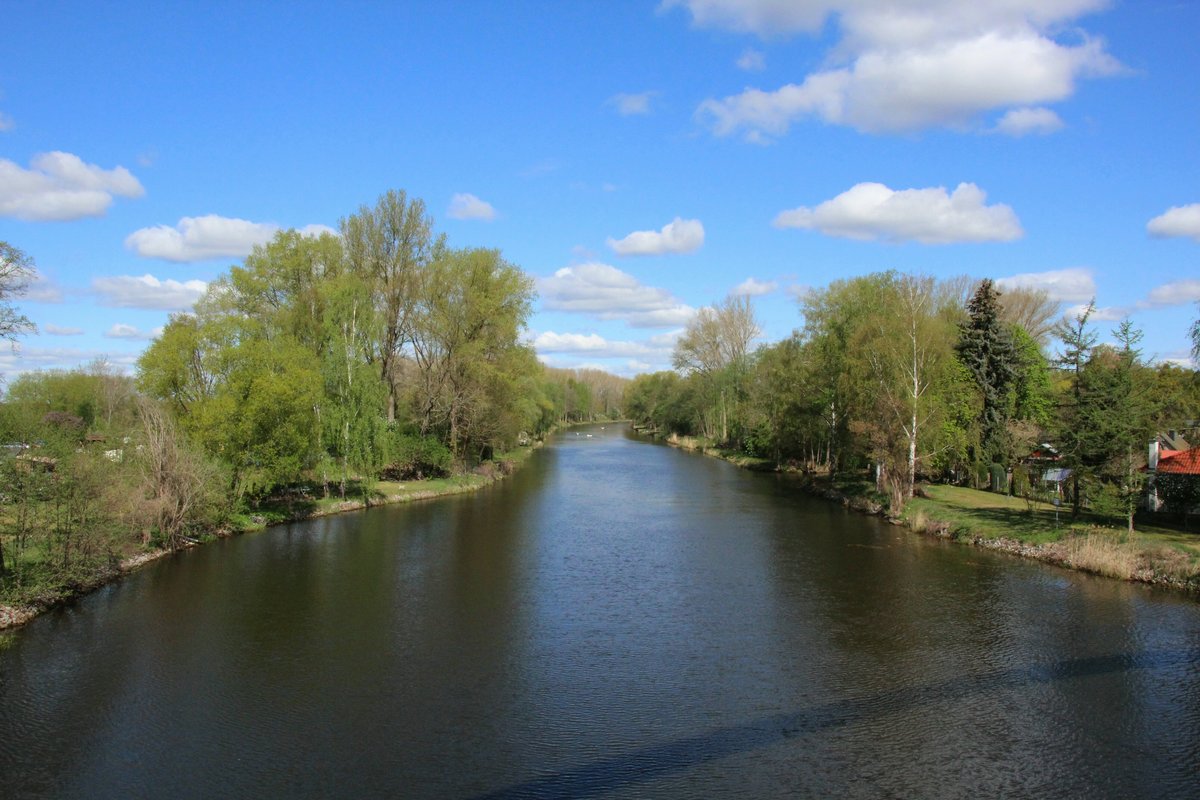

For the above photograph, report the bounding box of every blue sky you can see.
[2,0,1198,380]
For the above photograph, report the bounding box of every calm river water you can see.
[2,424,1199,798]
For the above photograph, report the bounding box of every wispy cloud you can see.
[736,48,766,71]
[104,323,163,340]
[41,324,84,336]
[92,274,208,311]
[609,91,658,116]
[732,277,777,296]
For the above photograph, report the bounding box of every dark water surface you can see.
[2,425,1199,798]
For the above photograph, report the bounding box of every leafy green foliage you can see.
[380,433,453,480]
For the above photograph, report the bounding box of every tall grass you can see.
[1060,533,1139,580]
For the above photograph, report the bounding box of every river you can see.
[1,424,1198,798]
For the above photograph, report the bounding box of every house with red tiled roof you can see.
[1157,448,1200,475]
[1147,439,1200,514]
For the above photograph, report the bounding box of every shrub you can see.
[380,433,452,481]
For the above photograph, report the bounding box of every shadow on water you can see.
[472,648,1200,800]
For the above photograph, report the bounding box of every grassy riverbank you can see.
[902,485,1200,590]
[642,427,1200,594]
[0,443,540,631]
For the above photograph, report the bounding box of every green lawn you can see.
[904,484,1200,573]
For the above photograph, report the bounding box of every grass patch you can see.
[901,484,1200,588]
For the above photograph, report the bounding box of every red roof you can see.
[1157,448,1200,475]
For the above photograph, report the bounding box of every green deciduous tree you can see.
[673,294,759,443]
[408,247,536,461]
[341,190,444,423]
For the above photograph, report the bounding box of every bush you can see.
[379,433,452,481]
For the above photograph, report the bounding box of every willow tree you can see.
[409,247,536,461]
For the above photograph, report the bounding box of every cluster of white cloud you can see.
[669,0,1120,139]
[0,151,145,221]
[125,215,336,262]
[447,193,497,221]
[996,267,1096,302]
[608,217,705,256]
[996,269,1200,328]
[774,182,1022,244]
[532,329,681,360]
[1147,204,1200,242]
[539,262,696,327]
[92,274,208,311]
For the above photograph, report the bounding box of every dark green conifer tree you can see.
[955,279,1017,470]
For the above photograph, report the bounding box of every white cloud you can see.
[1147,204,1200,242]
[1157,351,1197,369]
[299,223,338,238]
[532,331,676,360]
[1064,302,1125,322]
[539,262,697,328]
[680,1,1119,138]
[733,277,777,296]
[662,0,832,36]
[17,271,64,303]
[0,151,145,221]
[0,346,139,376]
[773,182,1021,244]
[447,193,498,221]
[996,268,1096,302]
[737,48,766,71]
[92,274,208,311]
[41,324,84,336]
[126,215,292,262]
[994,107,1065,136]
[0,112,13,132]
[609,91,658,116]
[1141,279,1200,308]
[608,217,705,256]
[104,323,163,340]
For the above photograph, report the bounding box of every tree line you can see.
[627,272,1200,528]
[0,192,628,602]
